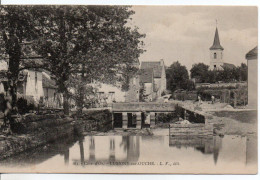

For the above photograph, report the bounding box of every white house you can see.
[246,46,257,109]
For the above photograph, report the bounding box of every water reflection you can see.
[169,136,222,164]
[0,133,257,172]
[73,136,140,165]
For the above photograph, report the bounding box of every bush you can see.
[17,96,37,114]
[156,112,178,123]
[0,93,6,112]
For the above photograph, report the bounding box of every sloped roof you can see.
[42,73,57,89]
[139,68,153,83]
[246,46,258,60]
[140,61,163,78]
[210,28,224,50]
[221,63,236,69]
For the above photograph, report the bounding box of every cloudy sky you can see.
[129,6,258,71]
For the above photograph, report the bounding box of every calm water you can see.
[0,129,257,173]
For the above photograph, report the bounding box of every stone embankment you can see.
[0,114,75,159]
[0,110,113,160]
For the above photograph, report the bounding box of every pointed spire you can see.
[210,27,224,50]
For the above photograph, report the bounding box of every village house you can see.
[125,59,167,102]
[246,46,257,109]
[0,59,62,108]
[95,83,126,107]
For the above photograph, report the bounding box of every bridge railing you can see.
[111,102,176,112]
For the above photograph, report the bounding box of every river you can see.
[0,129,257,174]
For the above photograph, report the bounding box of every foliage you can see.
[30,6,145,114]
[156,113,178,123]
[69,76,98,113]
[0,93,6,112]
[190,63,247,83]
[166,61,191,92]
[190,63,209,83]
[17,96,37,114]
[139,83,148,102]
[0,6,38,123]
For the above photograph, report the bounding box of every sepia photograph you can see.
[0,5,258,174]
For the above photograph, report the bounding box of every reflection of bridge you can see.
[73,136,140,165]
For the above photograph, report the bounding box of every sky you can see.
[129,6,258,71]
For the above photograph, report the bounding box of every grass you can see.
[211,110,257,124]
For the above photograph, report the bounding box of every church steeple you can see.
[210,27,224,50]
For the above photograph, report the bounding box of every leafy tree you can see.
[31,6,145,114]
[190,63,209,83]
[166,61,190,92]
[0,6,37,128]
[239,63,247,81]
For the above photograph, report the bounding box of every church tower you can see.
[209,27,224,70]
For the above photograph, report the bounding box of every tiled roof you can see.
[140,61,162,78]
[246,46,258,60]
[221,63,236,69]
[42,73,57,89]
[210,28,224,50]
[139,68,153,83]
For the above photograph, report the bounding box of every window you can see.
[214,65,216,69]
[214,53,217,59]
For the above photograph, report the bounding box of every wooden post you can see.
[184,109,187,120]
[234,92,237,108]
[228,90,231,104]
[136,112,142,129]
[122,112,128,129]
[150,112,155,128]
[111,113,114,129]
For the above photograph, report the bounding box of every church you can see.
[209,27,236,70]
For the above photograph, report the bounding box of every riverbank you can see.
[0,110,113,160]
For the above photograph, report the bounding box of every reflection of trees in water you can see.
[64,149,69,165]
[79,137,85,164]
[89,136,95,162]
[169,136,223,165]
[78,136,140,164]
[120,136,140,162]
[109,138,115,161]
[0,135,77,166]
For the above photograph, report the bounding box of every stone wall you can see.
[169,124,213,136]
[0,114,76,160]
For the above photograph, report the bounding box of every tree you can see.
[0,6,37,128]
[190,63,209,83]
[239,63,247,81]
[166,61,190,92]
[31,6,145,114]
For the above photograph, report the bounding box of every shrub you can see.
[17,96,37,114]
[156,112,178,123]
[0,93,6,112]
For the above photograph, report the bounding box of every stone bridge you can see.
[111,102,209,130]
[111,102,176,129]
